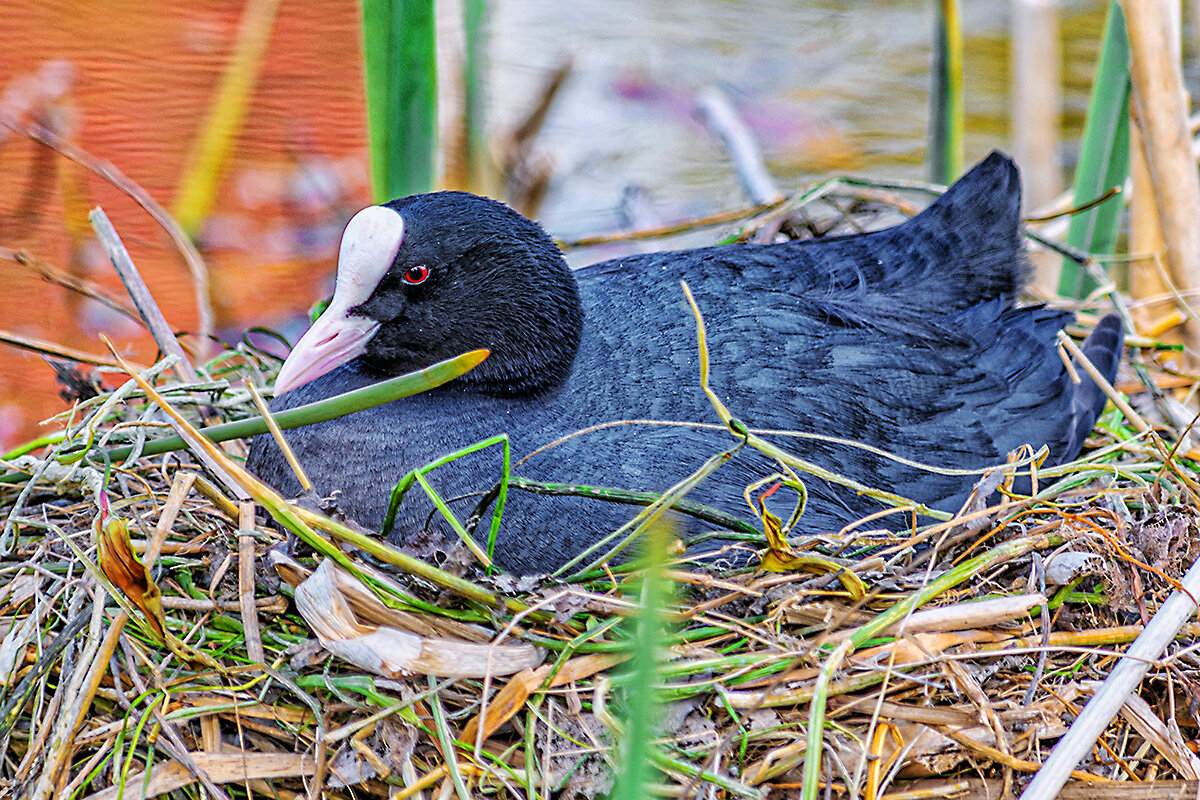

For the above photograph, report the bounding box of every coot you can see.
[247,152,1123,574]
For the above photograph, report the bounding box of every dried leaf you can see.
[460,652,626,745]
[95,505,165,637]
[291,558,542,678]
[758,504,866,599]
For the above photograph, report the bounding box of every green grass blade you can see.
[1058,0,1131,298]
[509,476,761,536]
[428,678,472,800]
[613,524,671,800]
[360,0,390,201]
[928,0,964,184]
[382,433,510,572]
[361,0,438,201]
[39,349,489,469]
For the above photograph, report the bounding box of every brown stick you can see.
[3,119,214,353]
[91,209,200,385]
[0,328,145,370]
[0,247,141,325]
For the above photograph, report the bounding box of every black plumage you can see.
[247,152,1123,574]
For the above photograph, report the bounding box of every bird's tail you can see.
[1062,314,1124,461]
[891,150,1028,306]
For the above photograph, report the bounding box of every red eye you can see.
[403,264,429,285]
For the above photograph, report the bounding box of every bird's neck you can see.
[459,282,585,398]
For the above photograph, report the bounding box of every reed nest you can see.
[2,190,1198,800]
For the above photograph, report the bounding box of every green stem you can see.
[928,0,963,183]
[1059,0,1131,298]
[362,0,439,201]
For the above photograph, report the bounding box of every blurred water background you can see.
[489,0,1113,235]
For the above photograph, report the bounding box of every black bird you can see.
[247,152,1123,575]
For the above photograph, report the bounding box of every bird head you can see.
[274,192,584,397]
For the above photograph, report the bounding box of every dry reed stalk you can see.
[1122,0,1200,362]
[1011,0,1062,211]
[1129,120,1176,339]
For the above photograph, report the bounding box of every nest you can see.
[2,191,1199,800]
